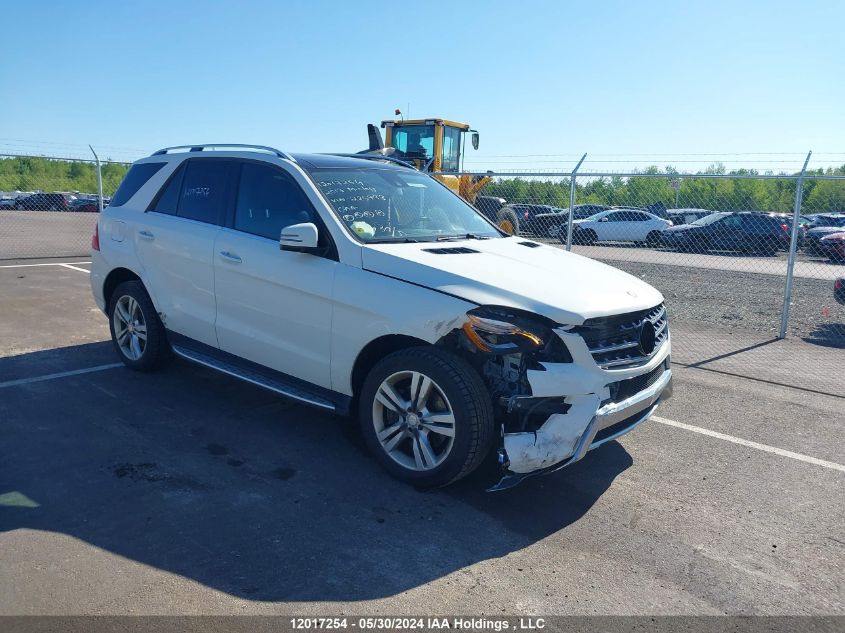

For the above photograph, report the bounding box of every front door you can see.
[213,161,337,390]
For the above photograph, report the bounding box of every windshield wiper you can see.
[436,233,492,242]
[368,237,425,243]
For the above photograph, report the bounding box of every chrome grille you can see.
[575,303,668,369]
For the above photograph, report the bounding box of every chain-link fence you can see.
[464,166,845,391]
[0,153,130,259]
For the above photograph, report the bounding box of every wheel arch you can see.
[102,267,152,309]
[350,334,431,400]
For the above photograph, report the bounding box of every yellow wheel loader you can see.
[354,116,516,234]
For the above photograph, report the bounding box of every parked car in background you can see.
[667,208,713,226]
[14,192,76,211]
[472,195,510,231]
[804,215,845,255]
[567,209,671,246]
[763,213,812,250]
[533,204,612,239]
[834,277,845,305]
[0,196,17,210]
[71,198,101,213]
[819,232,845,262]
[660,212,789,256]
[496,203,555,236]
[805,213,845,229]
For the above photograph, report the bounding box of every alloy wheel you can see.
[113,295,147,361]
[372,370,456,471]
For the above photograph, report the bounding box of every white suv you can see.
[91,144,672,490]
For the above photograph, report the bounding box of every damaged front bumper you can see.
[489,329,672,491]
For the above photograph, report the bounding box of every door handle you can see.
[219,250,242,264]
[138,230,155,241]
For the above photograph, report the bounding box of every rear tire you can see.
[358,347,495,488]
[108,280,171,372]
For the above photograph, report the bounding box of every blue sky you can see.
[1,0,842,172]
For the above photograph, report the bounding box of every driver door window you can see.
[234,162,314,240]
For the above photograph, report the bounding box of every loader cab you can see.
[381,119,477,174]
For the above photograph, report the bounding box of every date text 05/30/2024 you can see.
[290,617,546,631]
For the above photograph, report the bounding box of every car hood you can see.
[361,238,664,325]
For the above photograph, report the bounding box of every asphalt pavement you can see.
[0,259,842,616]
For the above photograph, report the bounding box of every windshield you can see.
[308,167,501,242]
[583,211,610,221]
[692,212,729,226]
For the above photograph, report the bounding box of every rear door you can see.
[135,158,237,347]
[626,211,654,241]
[213,160,337,389]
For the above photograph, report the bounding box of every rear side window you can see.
[150,163,186,215]
[234,163,314,240]
[110,162,166,207]
[178,160,234,224]
[148,159,234,225]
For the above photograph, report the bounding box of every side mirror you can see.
[599,217,609,222]
[471,131,480,150]
[280,222,319,252]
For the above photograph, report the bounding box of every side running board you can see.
[171,344,338,412]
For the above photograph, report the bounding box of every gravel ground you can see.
[591,258,845,348]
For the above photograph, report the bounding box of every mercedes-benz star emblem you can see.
[638,320,657,356]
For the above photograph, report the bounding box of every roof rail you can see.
[151,144,296,162]
[325,153,417,170]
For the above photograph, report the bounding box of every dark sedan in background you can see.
[71,198,101,213]
[803,215,845,255]
[819,232,845,262]
[660,211,790,256]
[14,192,76,211]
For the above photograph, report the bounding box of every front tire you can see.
[576,229,597,246]
[108,280,171,371]
[358,347,495,488]
[497,209,520,236]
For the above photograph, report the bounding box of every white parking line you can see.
[652,415,845,473]
[0,363,123,389]
[58,263,91,274]
[0,261,92,269]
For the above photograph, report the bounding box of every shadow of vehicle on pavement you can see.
[1,343,632,602]
[803,323,845,349]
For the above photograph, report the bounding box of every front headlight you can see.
[462,309,545,354]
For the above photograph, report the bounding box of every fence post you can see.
[778,150,812,339]
[565,153,587,251]
[89,145,104,212]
